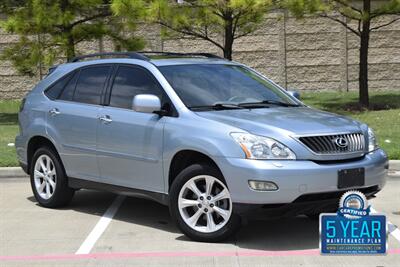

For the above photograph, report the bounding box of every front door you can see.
[96,65,166,192]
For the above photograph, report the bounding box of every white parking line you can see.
[371,207,400,244]
[76,195,125,255]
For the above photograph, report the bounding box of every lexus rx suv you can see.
[15,52,388,242]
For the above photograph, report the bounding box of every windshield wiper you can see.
[238,100,300,108]
[189,102,245,111]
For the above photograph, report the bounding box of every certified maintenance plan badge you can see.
[320,191,387,255]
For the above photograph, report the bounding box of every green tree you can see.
[112,0,272,60]
[283,0,400,108]
[0,0,145,77]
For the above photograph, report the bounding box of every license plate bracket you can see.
[337,168,365,189]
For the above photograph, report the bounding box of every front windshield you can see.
[158,64,298,109]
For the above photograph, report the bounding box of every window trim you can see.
[105,63,178,117]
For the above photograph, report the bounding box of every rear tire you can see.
[170,163,241,242]
[30,146,74,208]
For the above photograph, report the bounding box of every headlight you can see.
[367,127,378,152]
[231,133,296,160]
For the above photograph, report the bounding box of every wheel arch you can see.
[27,135,61,174]
[168,150,225,192]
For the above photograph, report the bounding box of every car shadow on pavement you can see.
[27,189,118,217]
[174,217,320,251]
[27,189,320,251]
[235,217,319,251]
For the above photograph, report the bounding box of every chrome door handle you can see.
[49,108,60,116]
[99,115,112,123]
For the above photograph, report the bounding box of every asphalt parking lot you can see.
[0,173,399,267]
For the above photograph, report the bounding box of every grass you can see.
[0,91,399,167]
[302,91,400,160]
[0,100,20,167]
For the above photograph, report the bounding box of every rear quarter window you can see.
[44,72,74,100]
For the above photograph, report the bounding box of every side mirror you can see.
[132,94,161,114]
[287,90,301,100]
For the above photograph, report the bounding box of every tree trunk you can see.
[65,33,76,61]
[223,12,234,60]
[223,45,232,60]
[60,0,75,61]
[359,0,371,108]
[37,33,43,79]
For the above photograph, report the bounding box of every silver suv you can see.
[16,52,388,242]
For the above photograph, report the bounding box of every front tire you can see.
[30,146,74,208]
[170,163,240,242]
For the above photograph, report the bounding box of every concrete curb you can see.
[1,160,399,178]
[0,167,26,178]
[389,160,400,171]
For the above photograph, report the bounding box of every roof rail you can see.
[68,51,224,63]
[69,52,150,63]
[139,51,224,59]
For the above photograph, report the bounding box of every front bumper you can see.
[233,185,380,217]
[216,149,388,205]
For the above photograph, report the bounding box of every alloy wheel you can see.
[178,175,232,233]
[33,155,57,200]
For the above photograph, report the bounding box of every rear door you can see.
[96,65,167,191]
[46,65,112,181]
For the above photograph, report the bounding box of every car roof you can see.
[47,52,243,76]
[49,57,241,76]
[44,57,242,86]
[63,57,238,66]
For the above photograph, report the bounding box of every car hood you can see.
[195,107,362,136]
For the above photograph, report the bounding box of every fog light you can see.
[248,180,278,191]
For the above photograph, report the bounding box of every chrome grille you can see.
[299,133,365,154]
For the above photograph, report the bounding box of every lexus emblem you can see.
[334,137,348,148]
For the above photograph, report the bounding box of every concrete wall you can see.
[1,11,399,99]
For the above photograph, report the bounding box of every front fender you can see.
[162,116,246,191]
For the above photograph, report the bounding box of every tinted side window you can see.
[73,66,111,105]
[59,71,79,101]
[45,73,74,100]
[109,66,163,109]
